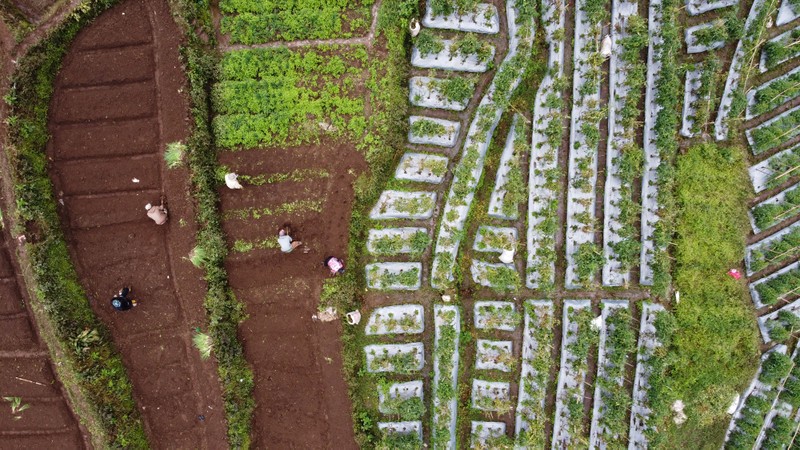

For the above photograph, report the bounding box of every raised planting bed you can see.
[685,21,727,53]
[526,0,567,291]
[365,343,425,374]
[470,421,508,448]
[408,116,461,147]
[686,0,737,14]
[748,143,800,193]
[488,114,527,220]
[422,1,500,34]
[395,152,450,184]
[377,421,423,443]
[628,302,668,449]
[746,104,800,155]
[370,191,437,220]
[470,260,521,292]
[366,304,425,335]
[515,300,555,447]
[640,0,673,286]
[589,301,635,448]
[475,339,514,372]
[750,182,800,233]
[366,262,423,291]
[749,260,800,308]
[723,346,793,449]
[409,76,474,111]
[433,305,461,450]
[754,346,800,449]
[411,32,496,73]
[564,0,608,289]
[777,0,800,26]
[471,379,512,412]
[367,227,431,256]
[602,0,645,287]
[552,300,599,448]
[378,380,425,417]
[682,59,719,138]
[715,0,777,140]
[474,300,520,331]
[748,65,800,120]
[745,222,800,275]
[473,225,518,253]
[758,298,800,343]
[760,26,800,73]
[431,0,535,289]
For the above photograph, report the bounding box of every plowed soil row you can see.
[45,1,227,448]
[218,143,365,448]
[0,219,88,449]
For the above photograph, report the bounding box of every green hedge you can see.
[168,0,255,447]
[4,0,147,447]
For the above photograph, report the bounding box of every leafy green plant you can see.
[750,108,800,155]
[755,266,800,305]
[749,226,800,272]
[575,242,603,283]
[188,245,208,268]
[752,185,800,230]
[415,29,445,56]
[192,330,213,360]
[3,397,30,420]
[434,76,476,104]
[410,118,447,137]
[164,141,186,169]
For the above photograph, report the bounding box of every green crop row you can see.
[214,46,368,149]
[767,309,800,342]
[762,145,800,190]
[4,0,146,447]
[219,0,373,44]
[688,57,720,136]
[750,106,800,155]
[752,184,800,230]
[756,264,800,306]
[763,27,800,71]
[752,70,800,117]
[515,302,554,448]
[749,225,800,273]
[596,307,636,446]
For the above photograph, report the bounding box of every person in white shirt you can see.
[278,228,302,253]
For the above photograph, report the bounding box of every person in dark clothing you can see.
[111,287,137,311]
[323,256,345,275]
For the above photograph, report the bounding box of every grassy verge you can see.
[3,0,147,447]
[651,143,759,449]
[167,0,255,447]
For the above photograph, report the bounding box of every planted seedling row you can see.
[515,300,555,447]
[487,114,528,220]
[748,142,800,193]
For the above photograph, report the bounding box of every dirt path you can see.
[0,213,89,449]
[218,143,364,448]
[44,0,228,447]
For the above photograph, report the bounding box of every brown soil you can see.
[0,215,89,449]
[218,142,365,448]
[44,0,228,448]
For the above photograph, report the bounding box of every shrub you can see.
[760,352,793,385]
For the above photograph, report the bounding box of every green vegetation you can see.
[370,230,430,256]
[451,33,494,63]
[750,107,800,155]
[3,0,148,446]
[0,1,33,42]
[367,266,420,288]
[752,184,800,230]
[652,144,759,448]
[164,141,186,169]
[432,307,459,449]
[688,57,720,136]
[726,392,777,449]
[170,0,255,445]
[367,347,422,373]
[763,28,800,71]
[515,302,554,448]
[376,430,422,450]
[575,242,603,284]
[236,168,330,186]
[748,226,800,273]
[430,0,481,16]
[755,265,800,306]
[192,330,213,360]
[214,46,367,149]
[752,71,800,117]
[761,146,800,190]
[483,264,522,292]
[761,415,798,450]
[224,199,324,221]
[562,307,600,446]
[475,227,515,251]
[410,118,447,137]
[415,29,445,56]
[692,13,743,47]
[432,76,476,104]
[219,0,374,44]
[641,310,677,444]
[767,310,800,342]
[596,307,635,446]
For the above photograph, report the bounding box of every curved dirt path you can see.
[44,0,227,447]
[0,217,89,449]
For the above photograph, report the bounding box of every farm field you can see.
[0,0,800,448]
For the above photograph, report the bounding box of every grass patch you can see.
[650,143,759,449]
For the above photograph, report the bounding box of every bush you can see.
[760,352,793,385]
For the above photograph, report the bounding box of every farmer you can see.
[111,287,137,311]
[277,228,302,253]
[323,256,345,275]
[145,201,168,225]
